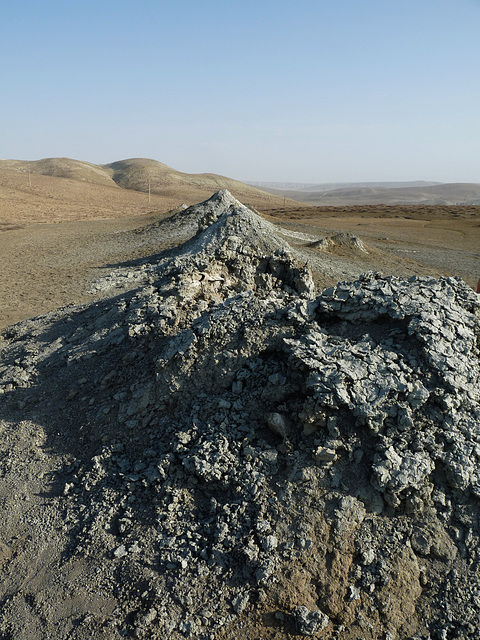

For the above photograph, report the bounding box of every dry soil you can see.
[1,199,479,330]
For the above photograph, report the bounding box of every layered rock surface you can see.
[0,191,480,640]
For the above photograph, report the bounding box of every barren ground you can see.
[1,200,478,330]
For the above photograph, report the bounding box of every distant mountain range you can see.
[248,180,443,191]
[248,180,480,205]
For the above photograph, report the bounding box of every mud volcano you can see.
[1,191,480,640]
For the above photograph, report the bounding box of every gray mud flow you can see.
[1,190,480,640]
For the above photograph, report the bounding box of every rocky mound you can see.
[310,232,369,254]
[1,191,480,640]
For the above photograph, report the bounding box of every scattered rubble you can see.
[0,190,480,639]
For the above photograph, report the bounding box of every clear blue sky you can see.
[2,0,479,183]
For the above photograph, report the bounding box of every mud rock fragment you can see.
[294,605,329,635]
[265,412,288,438]
[313,446,336,463]
[232,591,249,615]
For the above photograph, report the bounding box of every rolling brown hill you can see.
[0,157,294,225]
[2,157,117,186]
[105,158,278,200]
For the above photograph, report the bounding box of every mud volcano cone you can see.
[1,191,480,640]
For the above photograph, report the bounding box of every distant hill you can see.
[255,182,480,205]
[103,158,278,201]
[0,157,294,224]
[1,157,283,204]
[4,158,478,214]
[248,180,443,192]
[1,157,117,187]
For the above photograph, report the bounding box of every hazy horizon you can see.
[2,1,479,184]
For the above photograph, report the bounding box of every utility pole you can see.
[148,177,151,204]
[28,169,32,188]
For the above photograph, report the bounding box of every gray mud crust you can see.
[1,191,480,640]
